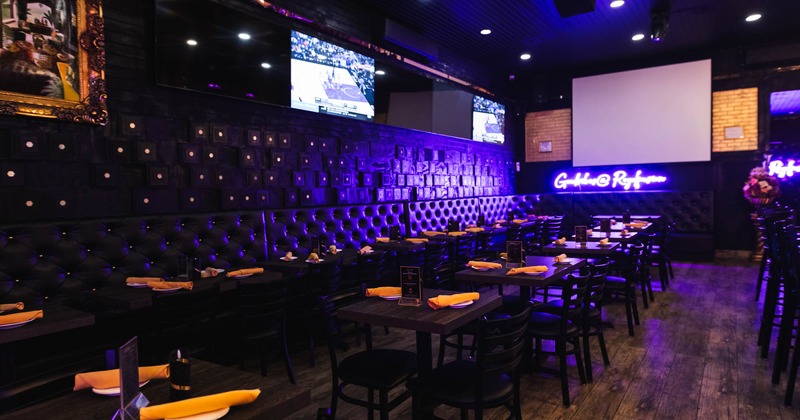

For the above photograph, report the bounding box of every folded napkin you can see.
[625,222,648,228]
[148,281,193,290]
[74,365,169,391]
[139,389,261,420]
[506,266,548,276]
[200,267,222,278]
[376,237,390,243]
[0,310,43,325]
[359,245,373,254]
[598,238,610,245]
[499,252,508,258]
[586,229,593,234]
[405,238,428,243]
[495,219,507,224]
[621,230,629,235]
[553,254,567,263]
[307,253,320,262]
[365,286,402,297]
[328,245,338,255]
[447,231,467,236]
[285,251,294,259]
[226,267,264,278]
[465,227,484,233]
[0,302,24,312]
[467,261,502,269]
[554,237,567,245]
[428,292,480,310]
[422,230,445,236]
[126,277,163,285]
[512,219,527,224]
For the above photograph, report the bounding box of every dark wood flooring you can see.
[235,256,800,419]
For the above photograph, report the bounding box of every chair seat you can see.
[605,276,626,288]
[406,360,513,406]
[528,312,578,337]
[338,349,417,389]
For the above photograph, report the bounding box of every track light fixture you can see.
[650,4,670,42]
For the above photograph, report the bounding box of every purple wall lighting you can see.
[770,90,800,116]
[553,169,668,191]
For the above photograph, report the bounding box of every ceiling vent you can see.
[553,0,596,18]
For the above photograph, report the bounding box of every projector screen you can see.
[572,59,711,167]
[291,31,375,121]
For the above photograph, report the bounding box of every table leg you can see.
[415,331,433,372]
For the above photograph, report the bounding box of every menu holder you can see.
[506,241,523,268]
[447,219,460,233]
[600,219,611,235]
[477,214,486,227]
[622,210,632,224]
[113,336,148,420]
[399,266,422,306]
[389,226,401,241]
[575,226,588,245]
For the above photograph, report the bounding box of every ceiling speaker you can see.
[553,0,596,18]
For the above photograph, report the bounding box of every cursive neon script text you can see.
[553,170,668,190]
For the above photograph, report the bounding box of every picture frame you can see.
[0,0,106,125]
[538,141,552,153]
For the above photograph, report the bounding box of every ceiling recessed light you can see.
[375,70,386,75]
[480,29,492,35]
[238,33,251,40]
[520,53,531,60]
[261,62,271,69]
[610,0,625,8]
[632,33,645,41]
[186,39,198,46]
[745,13,762,22]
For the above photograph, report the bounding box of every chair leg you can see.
[624,298,635,337]
[437,335,447,367]
[281,331,296,384]
[598,329,610,365]
[785,334,800,406]
[573,337,586,385]
[558,339,570,406]
[367,388,375,420]
[756,253,768,301]
[379,389,389,420]
[583,331,593,383]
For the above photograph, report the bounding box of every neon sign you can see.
[553,170,668,191]
[769,160,800,179]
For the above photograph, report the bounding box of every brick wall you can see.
[712,88,758,152]
[524,109,571,162]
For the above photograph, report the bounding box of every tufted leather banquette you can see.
[265,202,407,255]
[0,211,268,306]
[407,198,481,232]
[479,195,515,223]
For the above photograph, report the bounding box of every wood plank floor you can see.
[232,256,800,419]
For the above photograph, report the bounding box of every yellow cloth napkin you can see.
[422,230,445,236]
[625,222,648,228]
[226,267,264,278]
[0,302,24,311]
[499,252,508,258]
[506,266,548,276]
[466,227,484,233]
[307,253,320,262]
[149,281,193,290]
[359,246,373,254]
[512,219,527,224]
[126,277,163,285]
[74,365,169,391]
[554,237,567,245]
[553,254,567,263]
[365,286,402,297]
[200,267,223,278]
[495,219,507,224]
[376,237,389,243]
[428,292,480,310]
[139,389,260,420]
[448,231,467,236]
[405,238,428,243]
[328,245,338,255]
[467,261,502,269]
[621,230,629,235]
[0,310,43,325]
[598,238,610,245]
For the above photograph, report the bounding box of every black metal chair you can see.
[318,287,417,420]
[408,304,531,420]
[236,278,295,383]
[605,243,643,336]
[423,240,452,289]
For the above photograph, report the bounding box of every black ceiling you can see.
[280,0,800,101]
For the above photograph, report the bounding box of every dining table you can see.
[1,359,311,420]
[542,240,621,257]
[337,288,502,372]
[576,231,640,243]
[370,239,427,252]
[261,248,360,276]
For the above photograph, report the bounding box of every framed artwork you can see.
[0,0,106,124]
[538,141,552,153]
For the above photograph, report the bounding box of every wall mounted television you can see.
[154,0,505,143]
[472,95,506,144]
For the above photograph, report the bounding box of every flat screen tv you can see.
[472,95,505,144]
[290,31,375,121]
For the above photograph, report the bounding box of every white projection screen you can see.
[572,59,711,167]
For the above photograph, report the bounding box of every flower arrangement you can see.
[743,166,780,206]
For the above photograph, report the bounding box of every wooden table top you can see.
[338,289,502,335]
[262,249,359,275]
[591,214,662,221]
[575,231,640,243]
[90,270,284,312]
[0,304,95,346]
[454,256,586,288]
[371,240,426,252]
[542,241,621,256]
[1,360,310,420]
[592,221,654,232]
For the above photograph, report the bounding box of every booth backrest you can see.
[0,211,268,306]
[265,202,407,255]
[407,198,481,232]
[479,195,515,223]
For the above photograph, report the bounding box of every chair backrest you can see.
[307,257,345,294]
[611,243,643,281]
[454,234,475,264]
[357,250,387,288]
[475,303,531,379]
[587,260,609,307]
[559,271,590,321]
[319,286,370,371]
[151,284,220,355]
[545,216,564,240]
[237,278,289,330]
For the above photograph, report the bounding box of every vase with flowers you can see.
[743,166,781,208]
